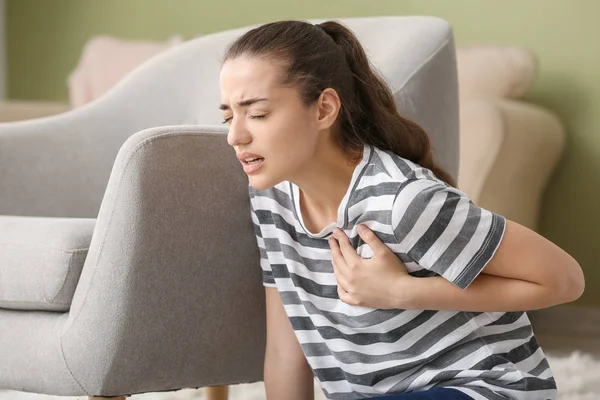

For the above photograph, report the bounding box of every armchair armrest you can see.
[60,125,266,395]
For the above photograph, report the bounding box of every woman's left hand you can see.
[329,225,413,309]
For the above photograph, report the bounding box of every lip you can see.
[236,152,265,174]
[236,152,263,162]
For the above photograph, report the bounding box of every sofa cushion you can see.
[0,216,95,311]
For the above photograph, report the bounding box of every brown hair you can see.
[223,20,456,187]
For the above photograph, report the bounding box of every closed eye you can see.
[222,114,266,124]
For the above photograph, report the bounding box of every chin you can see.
[248,175,281,191]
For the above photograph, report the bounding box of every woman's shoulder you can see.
[369,146,446,187]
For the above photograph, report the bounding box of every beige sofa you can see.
[456,46,565,231]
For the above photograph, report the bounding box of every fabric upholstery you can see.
[456,45,537,100]
[58,126,266,396]
[459,99,564,229]
[0,311,80,394]
[0,216,94,311]
[0,17,459,396]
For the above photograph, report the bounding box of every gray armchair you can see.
[0,16,459,397]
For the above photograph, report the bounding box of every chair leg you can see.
[205,385,229,400]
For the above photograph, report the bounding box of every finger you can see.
[333,228,362,263]
[357,225,390,257]
[333,263,351,293]
[329,236,345,265]
[329,237,350,279]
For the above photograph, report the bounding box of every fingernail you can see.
[357,225,366,233]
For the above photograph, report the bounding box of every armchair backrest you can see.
[0,16,458,218]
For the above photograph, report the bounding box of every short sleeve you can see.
[391,179,506,289]
[250,198,277,288]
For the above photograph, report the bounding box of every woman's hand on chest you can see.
[329,225,414,309]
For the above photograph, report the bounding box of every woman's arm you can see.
[264,287,314,400]
[329,221,584,312]
[396,220,585,311]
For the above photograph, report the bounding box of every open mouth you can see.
[244,157,264,165]
[241,157,265,174]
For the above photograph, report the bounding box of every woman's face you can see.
[220,56,321,191]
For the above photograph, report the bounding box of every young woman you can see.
[219,20,584,400]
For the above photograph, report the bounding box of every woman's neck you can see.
[292,143,362,231]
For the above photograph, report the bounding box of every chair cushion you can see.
[0,216,95,311]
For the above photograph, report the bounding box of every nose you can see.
[226,118,251,148]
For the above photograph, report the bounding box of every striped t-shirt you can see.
[249,144,556,400]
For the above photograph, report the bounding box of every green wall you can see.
[7,0,600,305]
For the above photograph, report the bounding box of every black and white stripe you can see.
[249,144,556,400]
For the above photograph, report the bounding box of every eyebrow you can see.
[219,97,268,111]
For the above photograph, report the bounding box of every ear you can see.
[316,88,342,131]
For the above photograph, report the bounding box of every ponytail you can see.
[318,21,456,187]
